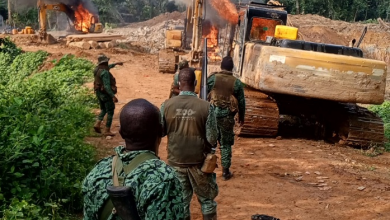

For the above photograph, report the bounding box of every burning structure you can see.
[159,0,239,73]
[199,0,238,62]
[37,0,102,42]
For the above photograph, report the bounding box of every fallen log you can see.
[377,18,390,30]
[68,41,91,50]
[66,34,124,43]
[98,42,106,49]
[104,42,114,48]
[88,40,98,49]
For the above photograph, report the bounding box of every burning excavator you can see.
[163,0,387,147]
[37,0,103,43]
[158,0,237,73]
[228,0,387,147]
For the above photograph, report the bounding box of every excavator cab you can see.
[234,3,287,74]
[240,3,287,42]
[89,16,103,33]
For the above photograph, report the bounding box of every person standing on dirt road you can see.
[161,68,219,220]
[83,99,187,220]
[169,59,196,98]
[207,56,246,181]
[93,54,123,136]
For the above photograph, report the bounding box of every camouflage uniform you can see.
[207,71,245,169]
[160,91,219,219]
[94,54,119,131]
[169,60,196,99]
[82,146,187,220]
[95,63,117,128]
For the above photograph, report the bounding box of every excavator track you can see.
[338,104,384,147]
[158,50,177,73]
[235,88,279,137]
[235,89,384,147]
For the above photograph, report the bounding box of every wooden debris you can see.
[88,40,98,49]
[68,41,91,50]
[377,18,390,29]
[98,42,106,49]
[104,42,114,48]
[66,34,124,43]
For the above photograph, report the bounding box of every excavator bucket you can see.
[38,32,57,44]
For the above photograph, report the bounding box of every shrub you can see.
[369,101,390,151]
[0,38,96,218]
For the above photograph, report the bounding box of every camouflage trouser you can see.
[217,115,235,169]
[173,166,218,218]
[96,91,115,128]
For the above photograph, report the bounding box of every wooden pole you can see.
[8,0,12,25]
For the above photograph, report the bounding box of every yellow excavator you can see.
[231,1,387,147]
[158,0,223,73]
[37,0,103,43]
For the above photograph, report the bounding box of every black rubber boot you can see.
[222,168,233,181]
[93,120,102,133]
[203,213,217,220]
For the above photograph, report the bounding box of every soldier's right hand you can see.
[113,96,119,103]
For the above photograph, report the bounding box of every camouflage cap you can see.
[97,54,110,65]
[178,59,189,70]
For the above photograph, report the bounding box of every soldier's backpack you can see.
[99,152,158,220]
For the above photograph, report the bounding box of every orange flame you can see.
[203,25,219,48]
[250,18,282,41]
[209,0,238,24]
[74,4,95,33]
[202,22,221,61]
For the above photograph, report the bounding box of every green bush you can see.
[0,38,96,218]
[369,101,390,150]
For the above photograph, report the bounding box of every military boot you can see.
[222,168,233,181]
[93,120,102,133]
[203,213,217,220]
[104,127,116,137]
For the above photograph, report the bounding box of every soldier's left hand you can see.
[117,62,124,66]
[113,96,119,103]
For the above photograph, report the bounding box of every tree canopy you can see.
[3,0,390,27]
[232,0,390,22]
[276,0,390,22]
[91,0,185,24]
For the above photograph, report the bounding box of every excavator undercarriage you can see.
[238,89,385,148]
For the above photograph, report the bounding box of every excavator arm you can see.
[188,0,204,66]
[37,0,74,40]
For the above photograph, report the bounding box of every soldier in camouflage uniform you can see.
[93,54,123,136]
[161,68,219,220]
[207,56,245,181]
[83,99,187,220]
[169,59,197,98]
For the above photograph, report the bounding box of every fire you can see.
[209,0,238,24]
[202,21,221,61]
[74,4,95,33]
[203,24,219,48]
[250,18,282,41]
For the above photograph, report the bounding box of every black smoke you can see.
[14,0,98,15]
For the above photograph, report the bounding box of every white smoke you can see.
[169,0,191,6]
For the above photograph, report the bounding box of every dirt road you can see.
[23,44,390,220]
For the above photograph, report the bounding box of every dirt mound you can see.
[290,14,390,100]
[289,14,390,52]
[75,50,93,58]
[112,19,184,54]
[125,11,186,28]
